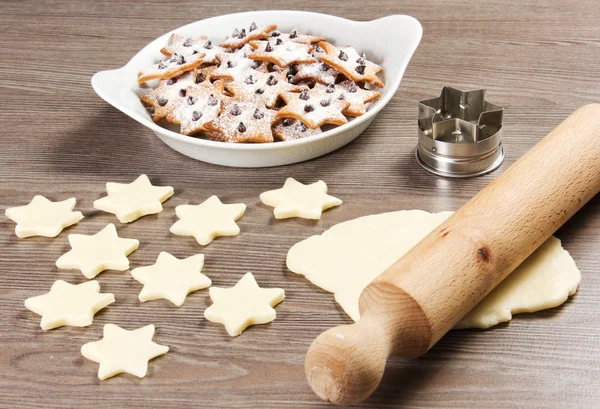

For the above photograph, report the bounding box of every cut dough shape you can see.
[170,195,246,246]
[204,272,285,336]
[5,195,83,238]
[24,280,114,330]
[93,174,174,223]
[56,224,140,279]
[131,252,211,306]
[260,178,342,220]
[81,324,169,380]
[286,210,581,328]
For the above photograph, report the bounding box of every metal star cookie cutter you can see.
[416,87,504,178]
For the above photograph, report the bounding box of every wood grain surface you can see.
[1,1,599,408]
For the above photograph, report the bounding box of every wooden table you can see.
[1,1,599,407]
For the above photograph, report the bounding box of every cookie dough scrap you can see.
[260,178,342,219]
[131,252,211,307]
[93,174,174,223]
[204,272,285,336]
[24,280,114,330]
[56,224,140,279]
[5,196,83,238]
[170,195,246,246]
[81,324,169,380]
[286,210,581,328]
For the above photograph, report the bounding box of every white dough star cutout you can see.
[5,195,83,238]
[56,224,140,279]
[81,324,169,380]
[204,272,285,336]
[93,174,174,223]
[131,252,211,306]
[260,178,342,219]
[170,195,246,246]
[24,280,114,330]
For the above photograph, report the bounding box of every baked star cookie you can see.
[260,178,342,219]
[93,174,174,223]
[56,224,140,279]
[161,34,224,64]
[291,42,339,85]
[292,61,339,86]
[273,118,322,141]
[204,272,285,336]
[5,196,83,238]
[25,280,114,330]
[335,80,381,116]
[225,70,303,108]
[170,195,246,246]
[319,41,384,88]
[212,44,267,81]
[248,40,316,67]
[277,84,350,129]
[138,52,206,83]
[81,324,169,380]
[220,22,277,49]
[171,80,227,135]
[140,70,198,122]
[205,99,276,143]
[131,252,211,307]
[268,28,324,45]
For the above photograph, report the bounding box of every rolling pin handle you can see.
[305,317,392,405]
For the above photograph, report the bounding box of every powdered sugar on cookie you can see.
[249,40,316,67]
[225,71,303,108]
[205,99,276,143]
[161,34,224,64]
[293,61,339,86]
[220,22,277,49]
[172,80,226,135]
[273,118,322,141]
[319,42,384,88]
[278,84,350,129]
[268,28,324,45]
[335,80,381,117]
[141,70,197,122]
[138,52,206,83]
[212,44,267,81]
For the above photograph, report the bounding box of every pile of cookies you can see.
[138,22,383,142]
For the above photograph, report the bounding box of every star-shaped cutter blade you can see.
[416,87,505,178]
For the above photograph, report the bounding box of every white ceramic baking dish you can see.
[91,11,422,167]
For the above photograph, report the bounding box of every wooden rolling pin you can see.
[305,104,600,405]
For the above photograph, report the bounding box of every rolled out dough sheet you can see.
[286,210,581,328]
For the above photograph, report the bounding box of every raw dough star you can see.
[170,195,246,246]
[56,224,140,279]
[260,178,342,219]
[131,252,211,307]
[5,195,83,238]
[286,210,581,328]
[93,174,174,223]
[81,324,169,380]
[24,280,114,330]
[204,272,285,336]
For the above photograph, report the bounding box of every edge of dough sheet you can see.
[286,210,581,329]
